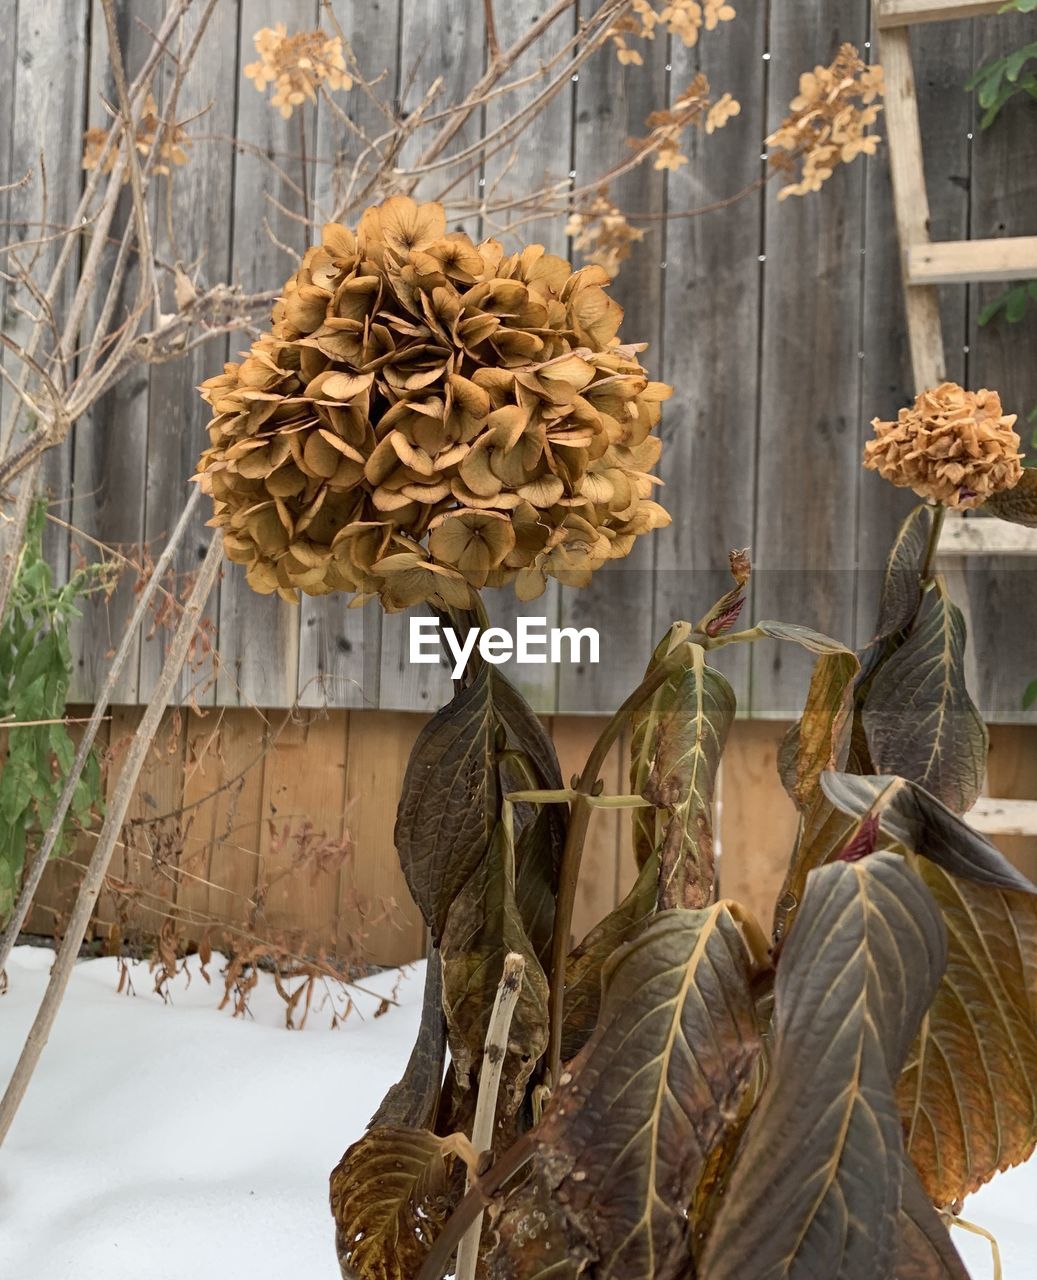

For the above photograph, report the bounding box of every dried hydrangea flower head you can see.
[196,197,672,610]
[82,92,191,179]
[244,24,351,118]
[767,44,883,199]
[864,381,1023,509]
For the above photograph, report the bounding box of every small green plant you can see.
[0,501,109,923]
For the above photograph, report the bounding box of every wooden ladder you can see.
[876,0,1037,837]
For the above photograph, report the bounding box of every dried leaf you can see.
[395,664,497,940]
[329,1126,464,1280]
[983,467,1037,526]
[487,907,763,1280]
[561,849,660,1061]
[440,823,549,1118]
[632,640,735,908]
[862,581,987,815]
[895,1162,971,1280]
[370,954,447,1130]
[699,854,947,1280]
[899,857,1037,1204]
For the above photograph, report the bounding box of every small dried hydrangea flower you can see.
[863,381,1023,509]
[195,197,672,610]
[244,24,351,118]
[82,93,191,179]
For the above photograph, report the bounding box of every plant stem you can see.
[455,952,526,1280]
[299,113,310,229]
[0,488,202,977]
[0,535,222,1147]
[920,503,947,585]
[544,641,694,1086]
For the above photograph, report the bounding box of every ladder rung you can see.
[967,797,1037,837]
[906,237,1037,285]
[877,0,1009,27]
[938,516,1037,557]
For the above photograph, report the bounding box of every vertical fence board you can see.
[4,2,89,585]
[964,9,1037,724]
[855,18,973,646]
[215,0,318,708]
[557,8,667,712]
[70,1,166,704]
[654,9,767,708]
[749,0,869,717]
[717,718,797,931]
[341,709,425,966]
[296,0,401,711]
[256,712,349,947]
[138,0,240,705]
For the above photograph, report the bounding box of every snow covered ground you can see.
[0,946,1033,1279]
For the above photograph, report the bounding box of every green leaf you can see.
[394,665,498,941]
[699,854,947,1280]
[631,636,735,909]
[330,1126,465,1280]
[984,468,1037,527]
[1024,678,1037,710]
[439,822,549,1118]
[862,581,987,814]
[488,906,763,1279]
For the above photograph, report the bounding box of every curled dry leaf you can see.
[983,464,1037,526]
[329,1126,468,1280]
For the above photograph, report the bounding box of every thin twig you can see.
[0,532,222,1147]
[0,488,205,977]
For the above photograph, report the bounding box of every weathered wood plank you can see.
[556,5,667,713]
[717,719,798,931]
[876,0,1005,27]
[138,0,240,705]
[654,3,767,709]
[257,712,349,948]
[215,0,319,707]
[341,710,426,966]
[376,0,487,713]
[296,0,401,711]
[749,0,870,718]
[471,0,577,715]
[963,6,1037,723]
[70,1,165,704]
[3,2,89,601]
[908,234,1037,284]
[855,16,973,645]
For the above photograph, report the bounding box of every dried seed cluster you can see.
[196,197,672,610]
[864,381,1023,509]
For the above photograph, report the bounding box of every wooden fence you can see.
[31,709,1037,966]
[2,0,1035,722]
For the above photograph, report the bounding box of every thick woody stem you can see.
[455,951,526,1280]
[0,534,222,1147]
